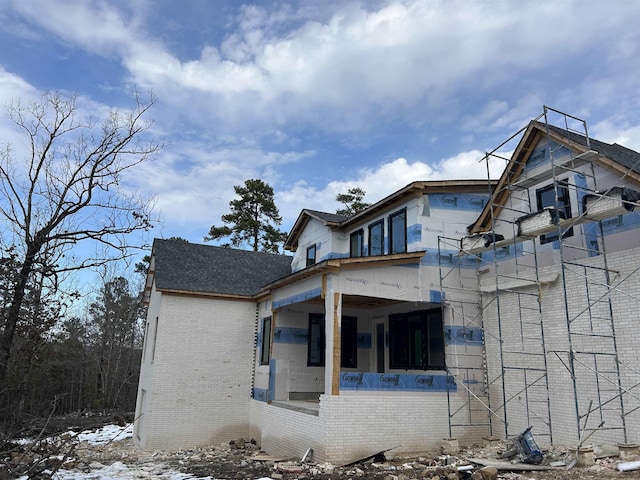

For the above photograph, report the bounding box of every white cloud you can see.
[0,69,38,157]
[277,150,505,228]
[6,0,640,245]
[591,120,640,154]
[8,0,141,57]
[0,66,38,105]
[11,0,640,138]
[128,143,317,241]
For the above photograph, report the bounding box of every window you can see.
[389,209,407,254]
[307,314,359,368]
[306,244,316,266]
[389,309,445,370]
[368,220,384,256]
[307,313,325,366]
[260,317,272,365]
[350,230,363,257]
[142,320,150,362]
[536,180,573,244]
[341,316,357,368]
[150,316,159,363]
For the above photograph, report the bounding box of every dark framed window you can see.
[308,313,325,366]
[350,230,363,257]
[389,209,407,254]
[260,317,272,366]
[536,180,573,244]
[307,314,359,368]
[341,316,358,368]
[368,220,384,256]
[389,309,445,370]
[306,244,317,266]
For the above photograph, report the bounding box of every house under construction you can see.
[134,107,640,464]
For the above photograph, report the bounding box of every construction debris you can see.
[499,426,543,465]
[466,458,554,471]
[617,460,640,472]
[8,422,638,479]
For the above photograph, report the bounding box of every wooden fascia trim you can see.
[471,126,542,233]
[159,288,253,301]
[334,252,424,268]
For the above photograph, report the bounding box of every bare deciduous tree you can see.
[0,91,161,397]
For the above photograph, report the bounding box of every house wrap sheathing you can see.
[135,108,640,464]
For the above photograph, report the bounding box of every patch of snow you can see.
[14,437,35,445]
[52,462,279,480]
[13,424,278,480]
[53,461,215,480]
[76,423,134,445]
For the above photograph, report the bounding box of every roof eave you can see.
[156,288,255,301]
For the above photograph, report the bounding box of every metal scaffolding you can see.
[441,106,640,447]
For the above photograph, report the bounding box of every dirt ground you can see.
[5,413,640,480]
[64,434,640,480]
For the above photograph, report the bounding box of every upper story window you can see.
[368,220,384,256]
[306,244,317,266]
[536,180,573,244]
[389,209,407,254]
[350,229,363,257]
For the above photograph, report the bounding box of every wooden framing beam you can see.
[331,292,341,395]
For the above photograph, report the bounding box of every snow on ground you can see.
[53,461,214,480]
[74,423,134,445]
[15,424,277,480]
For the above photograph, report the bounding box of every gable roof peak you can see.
[470,115,640,233]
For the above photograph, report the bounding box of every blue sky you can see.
[2,0,640,251]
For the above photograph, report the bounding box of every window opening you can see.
[536,180,573,244]
[260,317,272,365]
[368,220,384,256]
[307,314,359,368]
[350,230,363,257]
[389,309,445,370]
[306,244,317,266]
[307,313,325,366]
[341,316,357,368]
[150,316,159,363]
[389,209,407,254]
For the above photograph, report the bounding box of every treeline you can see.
[2,271,144,423]
[0,91,158,430]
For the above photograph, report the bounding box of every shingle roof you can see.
[544,123,640,173]
[152,239,292,296]
[304,209,350,223]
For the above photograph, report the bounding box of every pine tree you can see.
[336,187,371,216]
[205,179,287,253]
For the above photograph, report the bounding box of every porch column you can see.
[324,289,342,395]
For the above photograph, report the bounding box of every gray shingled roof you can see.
[544,123,640,173]
[304,209,350,223]
[152,239,292,296]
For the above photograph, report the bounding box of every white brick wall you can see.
[135,289,257,450]
[483,245,640,448]
[252,392,489,464]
